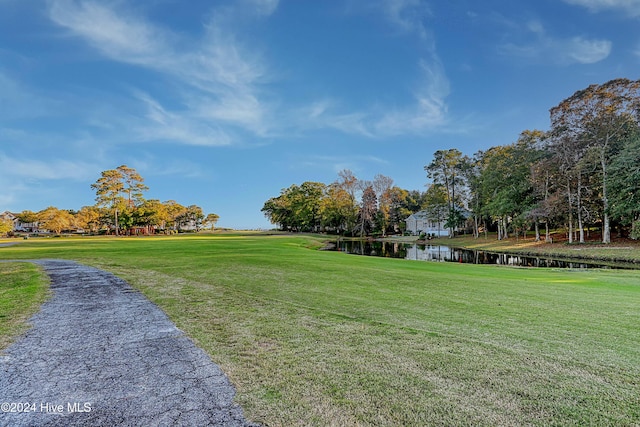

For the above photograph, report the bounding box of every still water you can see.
[334,240,637,270]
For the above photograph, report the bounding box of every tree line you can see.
[261,170,430,236]
[263,78,640,242]
[4,165,219,236]
[427,78,640,243]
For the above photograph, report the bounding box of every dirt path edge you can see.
[0,259,256,427]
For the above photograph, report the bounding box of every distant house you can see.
[0,211,39,233]
[177,220,200,232]
[405,210,449,237]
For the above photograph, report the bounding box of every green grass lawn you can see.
[0,262,49,351]
[1,234,640,426]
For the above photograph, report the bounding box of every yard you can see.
[1,234,639,425]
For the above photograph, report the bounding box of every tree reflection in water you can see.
[335,241,635,270]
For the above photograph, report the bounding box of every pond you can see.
[334,240,638,270]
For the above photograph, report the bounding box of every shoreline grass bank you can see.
[424,232,640,264]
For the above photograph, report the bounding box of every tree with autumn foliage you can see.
[204,213,220,231]
[262,171,419,236]
[320,183,355,234]
[0,218,12,236]
[91,165,148,235]
[37,206,74,234]
[372,174,394,236]
[355,185,377,237]
[550,78,640,243]
[75,205,102,233]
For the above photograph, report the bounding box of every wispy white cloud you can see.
[379,0,449,134]
[0,71,61,119]
[44,0,455,146]
[565,37,612,63]
[240,0,280,18]
[133,91,234,146]
[116,154,208,180]
[149,159,208,179]
[48,0,169,66]
[292,103,374,138]
[0,153,98,181]
[375,57,449,135]
[296,59,450,138]
[382,0,432,41]
[562,0,640,16]
[304,0,449,137]
[293,154,388,175]
[47,0,274,144]
[500,20,611,65]
[48,0,269,96]
[189,90,268,136]
[0,152,104,211]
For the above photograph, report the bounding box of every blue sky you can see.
[1,0,639,229]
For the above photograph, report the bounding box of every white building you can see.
[0,211,39,233]
[405,210,449,237]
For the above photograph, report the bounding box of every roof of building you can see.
[1,211,18,219]
[405,210,430,221]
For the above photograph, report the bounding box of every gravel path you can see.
[0,260,254,426]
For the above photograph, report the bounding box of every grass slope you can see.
[1,235,639,425]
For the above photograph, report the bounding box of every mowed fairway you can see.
[1,234,640,426]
